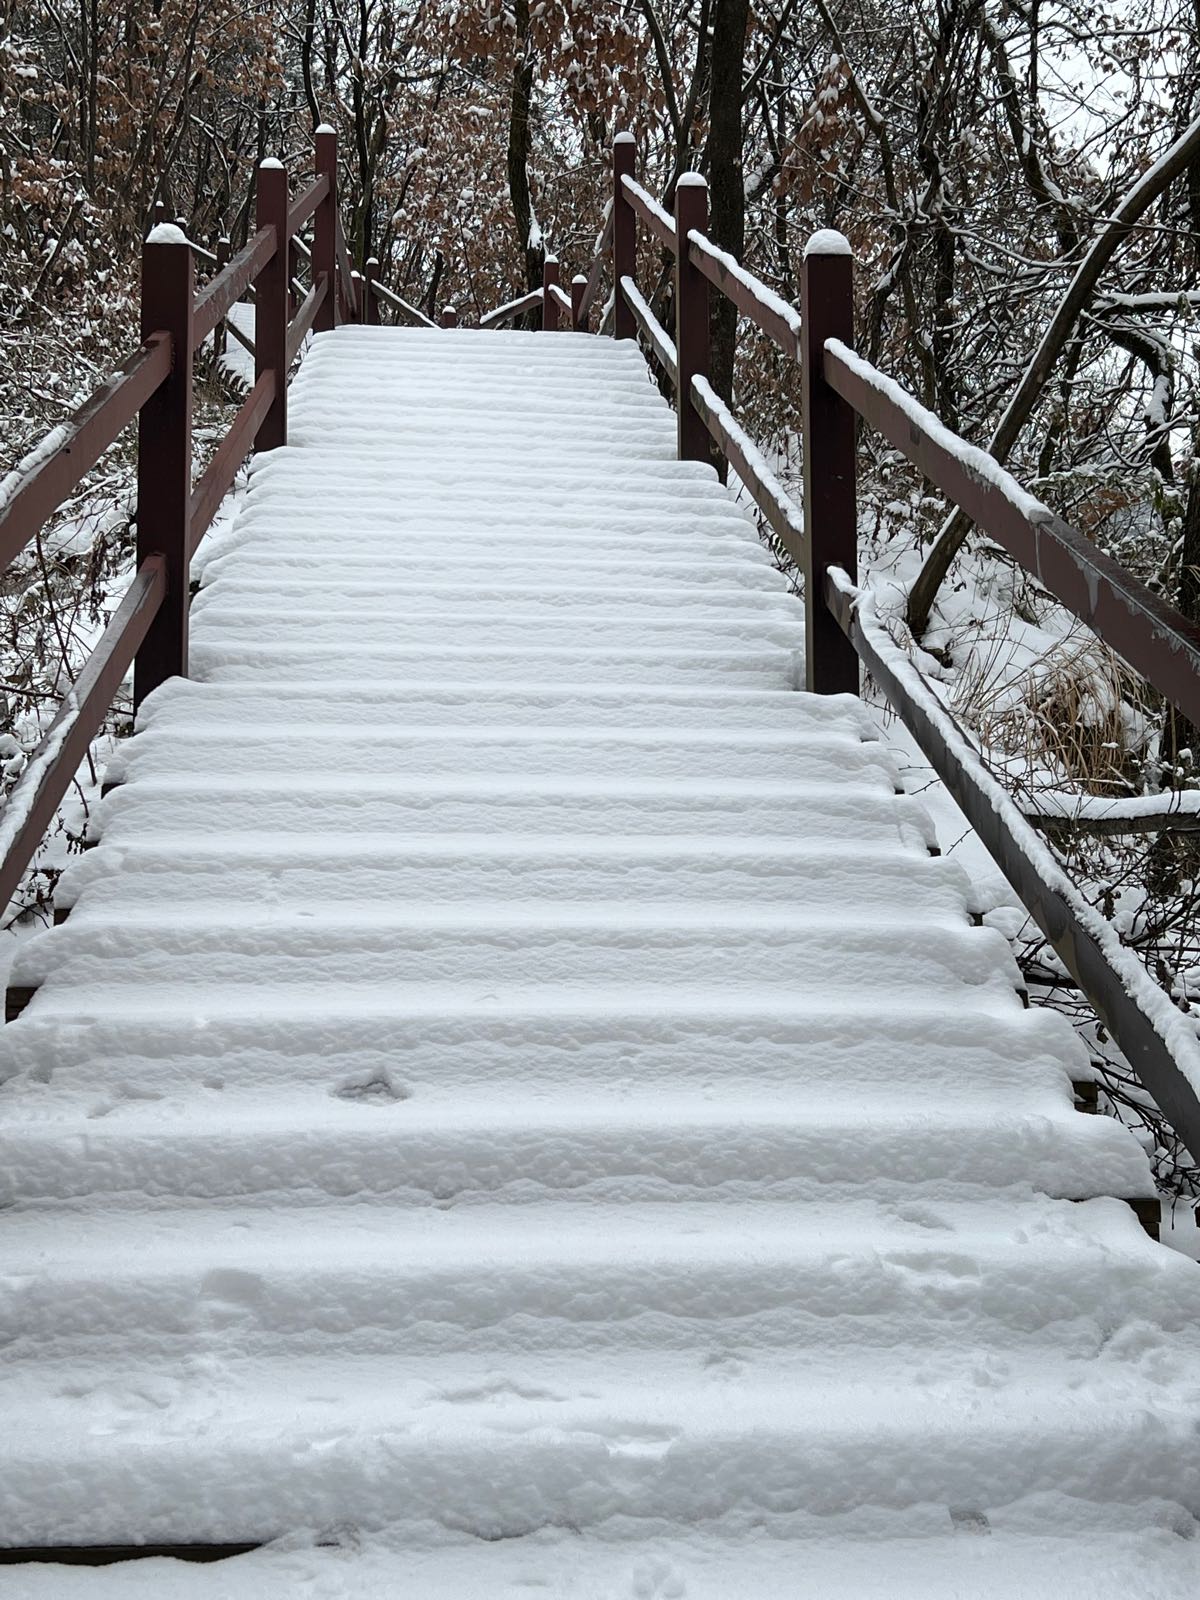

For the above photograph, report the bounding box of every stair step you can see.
[3,1353,1198,1546]
[89,779,935,850]
[4,1197,1188,1356]
[55,840,973,915]
[0,1092,1148,1204]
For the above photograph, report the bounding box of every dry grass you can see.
[954,627,1151,797]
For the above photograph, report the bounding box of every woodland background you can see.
[2,1,1200,1192]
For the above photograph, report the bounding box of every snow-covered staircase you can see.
[2,328,1198,1597]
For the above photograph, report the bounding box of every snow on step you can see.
[2,325,1198,1590]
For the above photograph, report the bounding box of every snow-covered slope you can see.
[1,327,1198,1595]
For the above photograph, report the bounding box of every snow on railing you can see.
[604,129,1200,1168]
[0,123,385,924]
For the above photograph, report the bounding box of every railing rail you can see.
[823,337,1200,727]
[0,123,400,926]
[603,132,1200,1167]
[480,288,544,329]
[6,119,1200,1176]
[0,336,172,572]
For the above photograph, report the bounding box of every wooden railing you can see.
[5,120,1200,1175]
[0,125,405,916]
[592,134,1200,1171]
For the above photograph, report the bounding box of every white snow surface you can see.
[145,222,190,246]
[804,227,852,257]
[1,327,1198,1593]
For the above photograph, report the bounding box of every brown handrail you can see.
[286,276,328,367]
[480,288,543,329]
[826,564,1200,1163]
[606,130,1200,1166]
[620,276,676,382]
[0,124,383,925]
[192,227,275,349]
[0,555,166,913]
[620,175,675,249]
[370,278,437,330]
[0,335,171,572]
[686,232,801,361]
[822,337,1200,729]
[334,212,357,319]
[188,371,276,552]
[287,172,330,238]
[577,211,613,325]
[689,375,805,567]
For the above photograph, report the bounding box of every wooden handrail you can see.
[0,125,382,920]
[0,555,167,914]
[0,334,172,573]
[546,280,574,319]
[620,277,676,381]
[826,566,1200,1163]
[480,288,543,329]
[606,130,1200,1164]
[286,276,328,367]
[334,212,357,318]
[577,210,613,324]
[620,175,675,249]
[686,232,801,360]
[188,371,276,552]
[370,278,437,329]
[287,172,330,238]
[192,227,275,348]
[823,335,1200,729]
[690,376,805,566]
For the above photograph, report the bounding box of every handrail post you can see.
[612,132,636,339]
[214,236,230,355]
[801,232,859,695]
[365,256,380,325]
[134,225,193,711]
[314,124,338,331]
[350,269,364,324]
[256,158,289,451]
[571,273,587,332]
[440,305,459,328]
[674,174,711,465]
[542,255,560,331]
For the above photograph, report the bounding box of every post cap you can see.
[315,123,336,136]
[145,222,190,246]
[613,131,635,146]
[259,156,285,171]
[676,171,708,189]
[804,228,852,258]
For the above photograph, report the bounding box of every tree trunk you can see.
[705,0,750,408]
[507,0,541,294]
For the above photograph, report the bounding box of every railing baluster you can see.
[365,256,380,325]
[673,174,710,466]
[214,237,229,355]
[134,226,194,710]
[800,232,858,695]
[314,125,338,331]
[612,132,636,339]
[255,159,290,451]
[542,256,561,331]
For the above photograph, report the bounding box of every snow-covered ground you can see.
[1,328,1198,1593]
